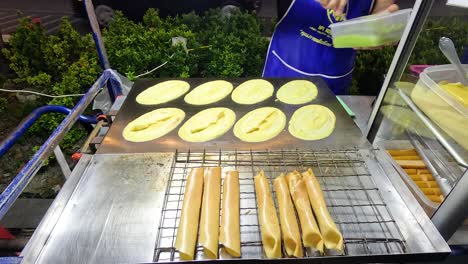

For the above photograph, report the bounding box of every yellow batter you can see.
[136,80,189,105]
[233,107,286,142]
[122,108,185,142]
[231,79,274,104]
[288,105,335,140]
[277,80,318,104]
[178,107,236,142]
[438,81,468,107]
[184,80,233,105]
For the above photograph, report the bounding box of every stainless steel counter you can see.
[19,89,450,263]
[20,150,450,263]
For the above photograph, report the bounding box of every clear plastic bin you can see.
[411,64,468,150]
[329,9,412,48]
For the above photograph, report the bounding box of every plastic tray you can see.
[329,9,412,48]
[411,64,468,150]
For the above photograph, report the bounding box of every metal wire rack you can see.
[153,149,407,262]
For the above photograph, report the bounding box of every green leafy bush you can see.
[0,97,7,113]
[104,8,269,79]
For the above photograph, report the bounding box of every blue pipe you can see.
[0,105,98,157]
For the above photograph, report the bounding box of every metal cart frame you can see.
[0,0,465,262]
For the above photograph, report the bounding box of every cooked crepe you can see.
[175,168,204,260]
[286,171,323,253]
[178,107,236,142]
[273,174,303,257]
[254,170,282,258]
[122,108,185,142]
[231,79,274,104]
[289,105,335,140]
[219,171,241,257]
[199,167,221,259]
[233,107,286,142]
[136,80,189,105]
[277,80,318,104]
[302,168,343,252]
[184,80,233,105]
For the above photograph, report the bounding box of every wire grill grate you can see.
[153,149,407,262]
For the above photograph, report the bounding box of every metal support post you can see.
[53,146,71,179]
[431,170,468,240]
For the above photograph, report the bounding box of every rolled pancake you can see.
[178,107,236,142]
[277,80,318,104]
[254,170,281,258]
[289,105,336,140]
[199,167,221,259]
[175,168,204,260]
[136,80,189,105]
[273,174,303,257]
[122,108,185,142]
[219,171,241,257]
[184,80,233,105]
[286,171,323,253]
[231,79,274,104]
[233,107,286,142]
[302,168,343,252]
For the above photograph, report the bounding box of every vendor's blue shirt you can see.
[263,0,375,94]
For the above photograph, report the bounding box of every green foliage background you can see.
[104,9,269,79]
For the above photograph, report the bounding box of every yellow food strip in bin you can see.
[415,181,439,188]
[387,149,418,156]
[175,168,204,260]
[254,170,282,259]
[395,160,426,169]
[273,174,303,257]
[420,187,442,196]
[302,168,343,253]
[404,169,417,175]
[199,167,222,259]
[417,169,431,175]
[219,171,241,258]
[427,195,444,203]
[410,174,434,182]
[286,171,323,253]
[392,155,422,160]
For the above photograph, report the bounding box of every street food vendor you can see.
[263,0,399,94]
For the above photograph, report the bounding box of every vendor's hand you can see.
[318,0,348,16]
[371,0,399,15]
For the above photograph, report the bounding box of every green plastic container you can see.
[329,9,411,48]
